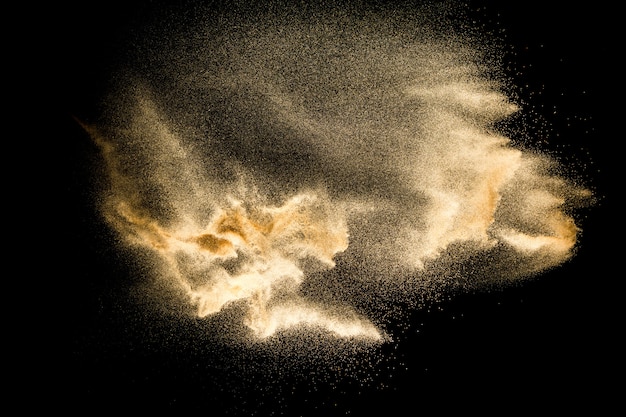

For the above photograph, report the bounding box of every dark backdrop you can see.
[52,1,616,414]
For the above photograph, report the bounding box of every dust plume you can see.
[82,2,591,343]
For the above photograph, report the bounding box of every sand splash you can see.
[81,2,591,342]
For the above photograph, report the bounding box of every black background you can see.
[52,1,617,414]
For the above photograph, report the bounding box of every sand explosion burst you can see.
[81,2,591,342]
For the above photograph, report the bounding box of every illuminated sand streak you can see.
[82,3,591,342]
